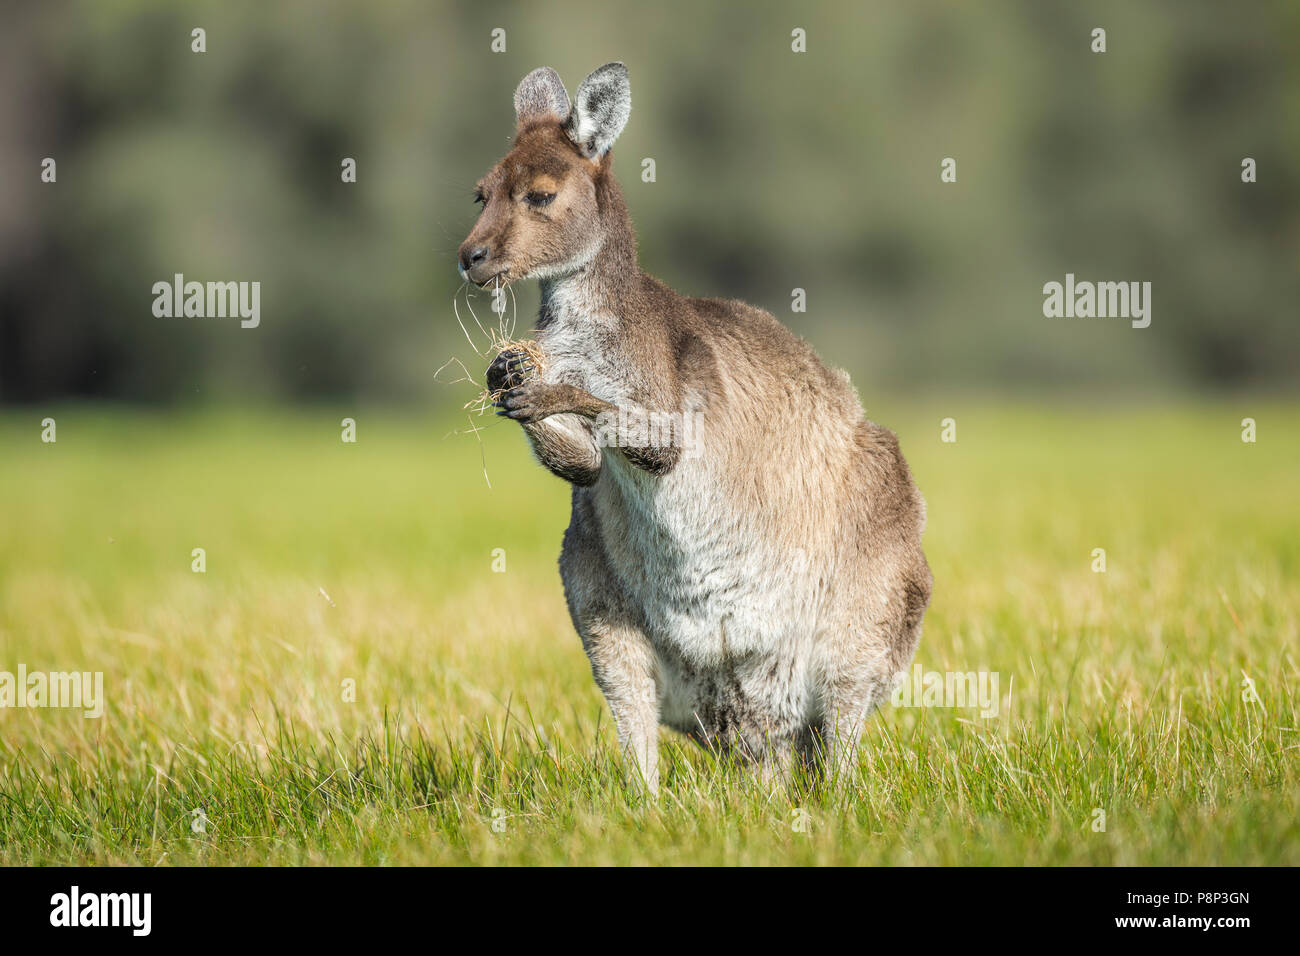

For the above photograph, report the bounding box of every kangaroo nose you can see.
[461,245,490,271]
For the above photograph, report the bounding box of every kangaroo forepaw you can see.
[486,348,536,393]
[495,381,568,423]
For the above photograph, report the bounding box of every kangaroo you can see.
[458,63,931,793]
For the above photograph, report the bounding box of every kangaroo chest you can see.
[535,289,633,407]
[540,290,812,665]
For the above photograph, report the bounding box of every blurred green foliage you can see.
[1,0,1296,405]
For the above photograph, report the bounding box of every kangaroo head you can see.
[458,63,631,287]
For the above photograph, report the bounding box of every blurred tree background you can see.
[1,0,1296,407]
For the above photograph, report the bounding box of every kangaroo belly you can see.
[582,457,824,741]
[590,460,811,656]
[656,642,814,746]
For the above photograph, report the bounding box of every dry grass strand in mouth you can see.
[434,279,548,487]
[439,278,546,417]
[450,274,521,358]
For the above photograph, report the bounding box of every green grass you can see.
[1,399,1297,865]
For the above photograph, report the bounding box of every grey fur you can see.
[563,62,631,158]
[514,67,570,124]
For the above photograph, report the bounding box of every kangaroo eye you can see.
[473,190,487,206]
[524,191,556,208]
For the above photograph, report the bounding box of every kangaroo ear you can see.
[564,62,630,159]
[514,67,571,125]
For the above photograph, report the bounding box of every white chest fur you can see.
[536,288,636,432]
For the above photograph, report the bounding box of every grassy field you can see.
[0,400,1297,865]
